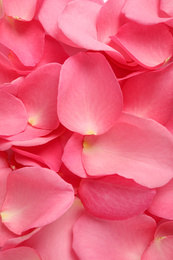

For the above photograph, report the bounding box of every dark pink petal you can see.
[0,168,12,209]
[3,0,38,21]
[23,199,84,260]
[0,139,11,151]
[148,179,173,220]
[142,222,173,260]
[18,63,61,130]
[122,63,173,125]
[0,152,9,168]
[0,53,19,84]
[62,133,87,178]
[122,0,171,25]
[13,137,63,172]
[82,113,173,188]
[58,52,123,135]
[0,167,74,234]
[0,247,41,260]
[0,90,28,136]
[73,213,156,260]
[0,17,45,66]
[114,23,173,68]
[78,175,156,220]
[36,35,69,67]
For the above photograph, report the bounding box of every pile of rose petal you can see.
[1,0,173,259]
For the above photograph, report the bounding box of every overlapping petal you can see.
[78,175,156,220]
[82,113,173,188]
[0,167,74,234]
[3,0,38,21]
[18,63,61,130]
[73,213,156,260]
[0,90,28,136]
[114,23,173,68]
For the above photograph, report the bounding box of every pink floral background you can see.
[0,0,173,259]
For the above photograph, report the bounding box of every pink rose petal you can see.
[58,52,123,135]
[82,113,173,188]
[3,0,38,21]
[0,247,41,260]
[0,90,28,136]
[122,62,173,125]
[18,63,61,130]
[23,199,84,260]
[0,167,74,235]
[78,175,156,220]
[148,179,173,220]
[0,17,45,66]
[73,213,156,260]
[114,23,173,68]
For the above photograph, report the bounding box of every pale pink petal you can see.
[122,0,171,25]
[114,23,173,68]
[82,113,173,188]
[142,222,173,260]
[58,0,127,63]
[0,167,74,235]
[58,0,101,47]
[13,137,63,172]
[38,0,70,40]
[0,17,45,66]
[3,0,38,21]
[62,133,87,178]
[73,213,156,260]
[0,247,41,260]
[18,63,61,130]
[23,199,84,260]
[148,179,173,220]
[79,175,156,220]
[160,0,173,17]
[0,90,28,136]
[122,63,173,125]
[58,52,123,135]
[97,0,125,44]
